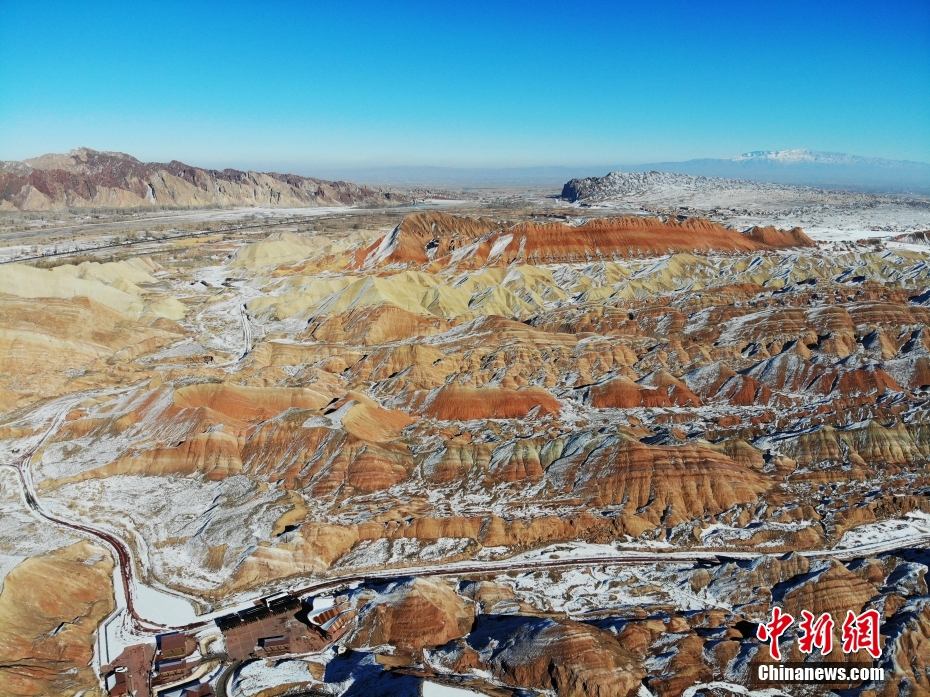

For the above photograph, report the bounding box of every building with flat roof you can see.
[154,657,192,683]
[258,635,291,655]
[156,632,194,660]
[215,595,328,661]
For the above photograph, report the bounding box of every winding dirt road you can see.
[2,396,173,632]
[4,402,930,636]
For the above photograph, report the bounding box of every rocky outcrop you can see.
[172,383,333,423]
[424,385,561,420]
[0,542,114,697]
[570,437,770,524]
[558,168,930,235]
[0,259,183,410]
[349,578,474,652]
[353,211,499,267]
[357,212,815,269]
[464,617,644,697]
[744,225,815,247]
[306,304,452,345]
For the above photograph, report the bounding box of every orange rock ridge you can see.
[357,212,816,269]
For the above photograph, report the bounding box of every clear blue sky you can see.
[1,0,928,170]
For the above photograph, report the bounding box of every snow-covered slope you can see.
[561,170,930,241]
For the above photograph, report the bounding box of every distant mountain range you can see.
[1,149,926,212]
[0,148,404,212]
[313,149,930,194]
[634,150,930,194]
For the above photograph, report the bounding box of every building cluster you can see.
[101,592,355,697]
[104,631,214,697]
[103,644,154,697]
[153,632,200,684]
[215,593,354,661]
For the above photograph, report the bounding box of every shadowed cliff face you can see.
[0,147,405,211]
[252,550,930,696]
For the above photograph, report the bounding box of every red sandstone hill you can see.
[352,211,499,268]
[424,385,561,421]
[744,225,815,248]
[355,212,816,269]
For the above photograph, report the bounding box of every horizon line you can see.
[7,146,930,173]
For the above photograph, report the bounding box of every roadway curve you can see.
[3,399,174,633]
[5,403,930,635]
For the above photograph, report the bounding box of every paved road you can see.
[3,399,171,632]
[0,216,316,265]
[6,403,930,635]
[0,200,474,265]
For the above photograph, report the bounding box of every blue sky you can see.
[1,0,928,170]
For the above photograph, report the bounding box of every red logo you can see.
[841,609,881,659]
[757,607,882,661]
[798,610,835,655]
[756,606,794,660]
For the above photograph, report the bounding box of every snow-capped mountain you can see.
[305,150,930,193]
[633,149,930,193]
[733,149,858,163]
